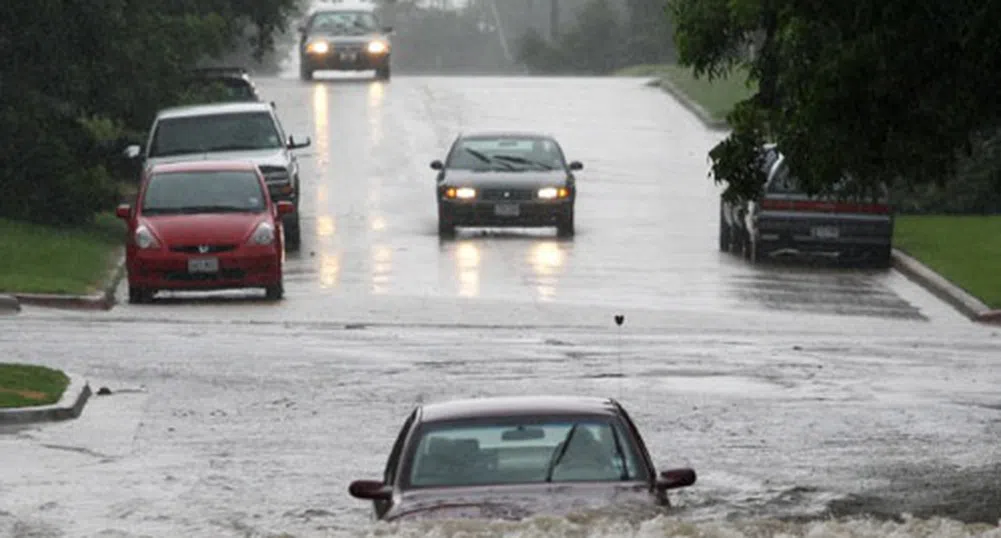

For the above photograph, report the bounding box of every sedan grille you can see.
[480,189,535,201]
[170,244,238,254]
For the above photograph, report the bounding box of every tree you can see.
[670,0,1001,203]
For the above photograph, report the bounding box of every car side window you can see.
[384,409,418,484]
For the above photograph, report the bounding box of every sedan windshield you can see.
[141,171,267,215]
[149,112,281,157]
[406,419,642,488]
[309,11,378,35]
[447,137,566,172]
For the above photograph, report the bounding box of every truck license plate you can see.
[188,257,219,273]
[494,203,520,217]
[811,226,839,239]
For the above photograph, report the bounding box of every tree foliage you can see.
[670,0,1001,204]
[0,0,301,226]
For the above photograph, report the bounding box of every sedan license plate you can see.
[811,226,840,239]
[340,52,358,62]
[188,257,219,273]
[494,203,520,217]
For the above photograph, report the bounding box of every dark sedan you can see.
[348,395,697,522]
[433,132,583,238]
[720,145,894,266]
[298,6,393,80]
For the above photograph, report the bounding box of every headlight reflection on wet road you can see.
[456,240,481,297]
[529,240,567,301]
[371,244,392,294]
[368,81,385,145]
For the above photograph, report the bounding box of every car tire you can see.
[265,282,284,301]
[556,209,575,238]
[719,202,731,252]
[128,286,152,304]
[375,64,391,80]
[871,245,892,268]
[299,61,313,81]
[284,214,301,251]
[437,209,455,238]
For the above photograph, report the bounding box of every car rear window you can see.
[141,170,266,215]
[405,418,642,488]
[149,111,281,158]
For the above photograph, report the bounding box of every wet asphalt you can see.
[1,73,1000,537]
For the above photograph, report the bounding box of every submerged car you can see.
[720,145,894,266]
[432,132,583,238]
[348,395,696,522]
[298,4,393,80]
[184,66,262,102]
[116,160,295,303]
[123,102,310,250]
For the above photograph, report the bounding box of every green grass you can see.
[0,213,125,295]
[894,215,1001,309]
[0,363,70,408]
[615,63,756,121]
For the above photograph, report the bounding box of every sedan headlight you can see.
[307,41,330,54]
[134,225,159,249]
[454,187,476,199]
[249,222,275,245]
[537,187,569,199]
[367,40,389,54]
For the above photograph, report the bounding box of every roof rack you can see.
[190,66,249,75]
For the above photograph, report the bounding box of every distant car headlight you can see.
[367,40,389,54]
[134,225,159,249]
[537,187,569,199]
[307,41,330,54]
[249,222,275,245]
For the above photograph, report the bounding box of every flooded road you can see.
[1,71,1000,537]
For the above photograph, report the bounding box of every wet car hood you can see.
[385,482,656,522]
[145,149,289,170]
[442,170,571,190]
[142,213,267,245]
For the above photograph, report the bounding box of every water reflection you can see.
[456,241,481,298]
[368,82,384,145]
[371,245,392,294]
[320,252,340,289]
[316,216,336,238]
[312,83,330,163]
[528,241,567,301]
[370,215,387,232]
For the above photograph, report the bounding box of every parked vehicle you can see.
[184,66,262,102]
[116,160,294,303]
[720,145,894,266]
[347,395,697,522]
[432,131,583,238]
[298,2,393,80]
[122,102,310,250]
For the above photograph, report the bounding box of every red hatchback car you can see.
[116,160,295,303]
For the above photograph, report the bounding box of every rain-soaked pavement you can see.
[2,66,1001,538]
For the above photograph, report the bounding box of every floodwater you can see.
[1,44,1000,538]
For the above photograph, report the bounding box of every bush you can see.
[516,0,626,75]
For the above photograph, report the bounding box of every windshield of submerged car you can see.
[141,171,267,215]
[405,419,643,488]
[446,137,567,172]
[149,111,281,157]
[308,11,378,35]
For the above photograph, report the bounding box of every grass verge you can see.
[0,213,125,295]
[894,215,1001,309]
[615,63,756,122]
[0,363,70,409]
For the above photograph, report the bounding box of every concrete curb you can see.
[12,251,125,311]
[647,77,730,131]
[0,294,20,314]
[892,248,1001,325]
[0,373,92,424]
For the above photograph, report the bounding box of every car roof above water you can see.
[418,395,620,423]
[156,101,273,120]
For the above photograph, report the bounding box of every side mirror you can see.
[115,203,131,220]
[288,135,311,149]
[348,480,391,501]
[655,468,696,491]
[271,101,277,109]
[382,26,394,34]
[123,145,142,160]
[276,200,295,216]
[430,160,444,171]
[568,161,583,171]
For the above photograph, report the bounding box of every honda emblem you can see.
[197,245,210,254]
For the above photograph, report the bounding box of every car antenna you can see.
[614,314,625,398]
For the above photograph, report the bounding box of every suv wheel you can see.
[284,214,302,251]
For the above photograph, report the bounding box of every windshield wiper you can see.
[492,155,554,170]
[545,424,579,482]
[464,148,516,170]
[175,205,255,214]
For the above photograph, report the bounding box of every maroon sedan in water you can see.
[348,396,697,521]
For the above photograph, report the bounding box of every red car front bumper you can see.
[126,245,282,291]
